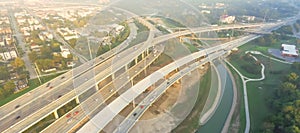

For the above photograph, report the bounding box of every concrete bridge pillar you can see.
[54,110,59,119]
[130,78,134,86]
[133,100,136,108]
[95,84,100,90]
[125,64,128,71]
[142,52,145,59]
[135,57,138,64]
[146,48,149,55]
[111,73,115,80]
[75,97,80,104]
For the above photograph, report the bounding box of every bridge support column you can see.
[95,83,100,90]
[75,97,80,104]
[130,78,134,86]
[112,73,115,80]
[54,110,59,119]
[142,52,145,59]
[125,64,128,71]
[144,66,147,76]
[146,48,149,55]
[135,57,138,64]
[133,99,136,108]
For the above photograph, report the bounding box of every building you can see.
[281,44,299,57]
[67,61,75,67]
[60,45,71,58]
[15,79,29,91]
[220,15,235,24]
[201,10,211,14]
[0,50,18,60]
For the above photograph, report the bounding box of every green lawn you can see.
[247,55,291,132]
[183,42,199,53]
[228,51,291,132]
[227,33,294,132]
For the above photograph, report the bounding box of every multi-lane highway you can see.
[40,44,164,133]
[76,34,263,132]
[77,19,292,132]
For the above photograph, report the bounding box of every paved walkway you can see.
[225,53,266,133]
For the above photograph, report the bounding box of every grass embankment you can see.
[228,52,261,79]
[172,68,211,133]
[23,114,56,133]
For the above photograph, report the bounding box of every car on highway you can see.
[67,118,72,124]
[74,111,80,116]
[46,83,51,87]
[57,95,62,98]
[61,76,65,79]
[133,113,137,116]
[49,86,53,89]
[15,116,21,120]
[15,105,20,109]
[66,113,72,118]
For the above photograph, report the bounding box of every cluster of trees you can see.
[97,22,130,56]
[264,72,300,133]
[240,53,261,75]
[0,57,27,100]
[28,42,72,72]
[276,25,294,35]
[254,33,277,46]
[0,80,16,100]
[134,20,149,33]
[217,30,243,38]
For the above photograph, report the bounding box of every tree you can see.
[36,59,55,70]
[40,46,53,59]
[0,66,9,80]
[3,80,15,94]
[28,51,38,62]
[257,37,266,45]
[69,39,77,48]
[287,73,299,82]
[282,82,297,91]
[11,57,25,69]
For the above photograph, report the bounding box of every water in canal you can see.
[197,62,234,133]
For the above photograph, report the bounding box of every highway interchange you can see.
[0,8,297,132]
